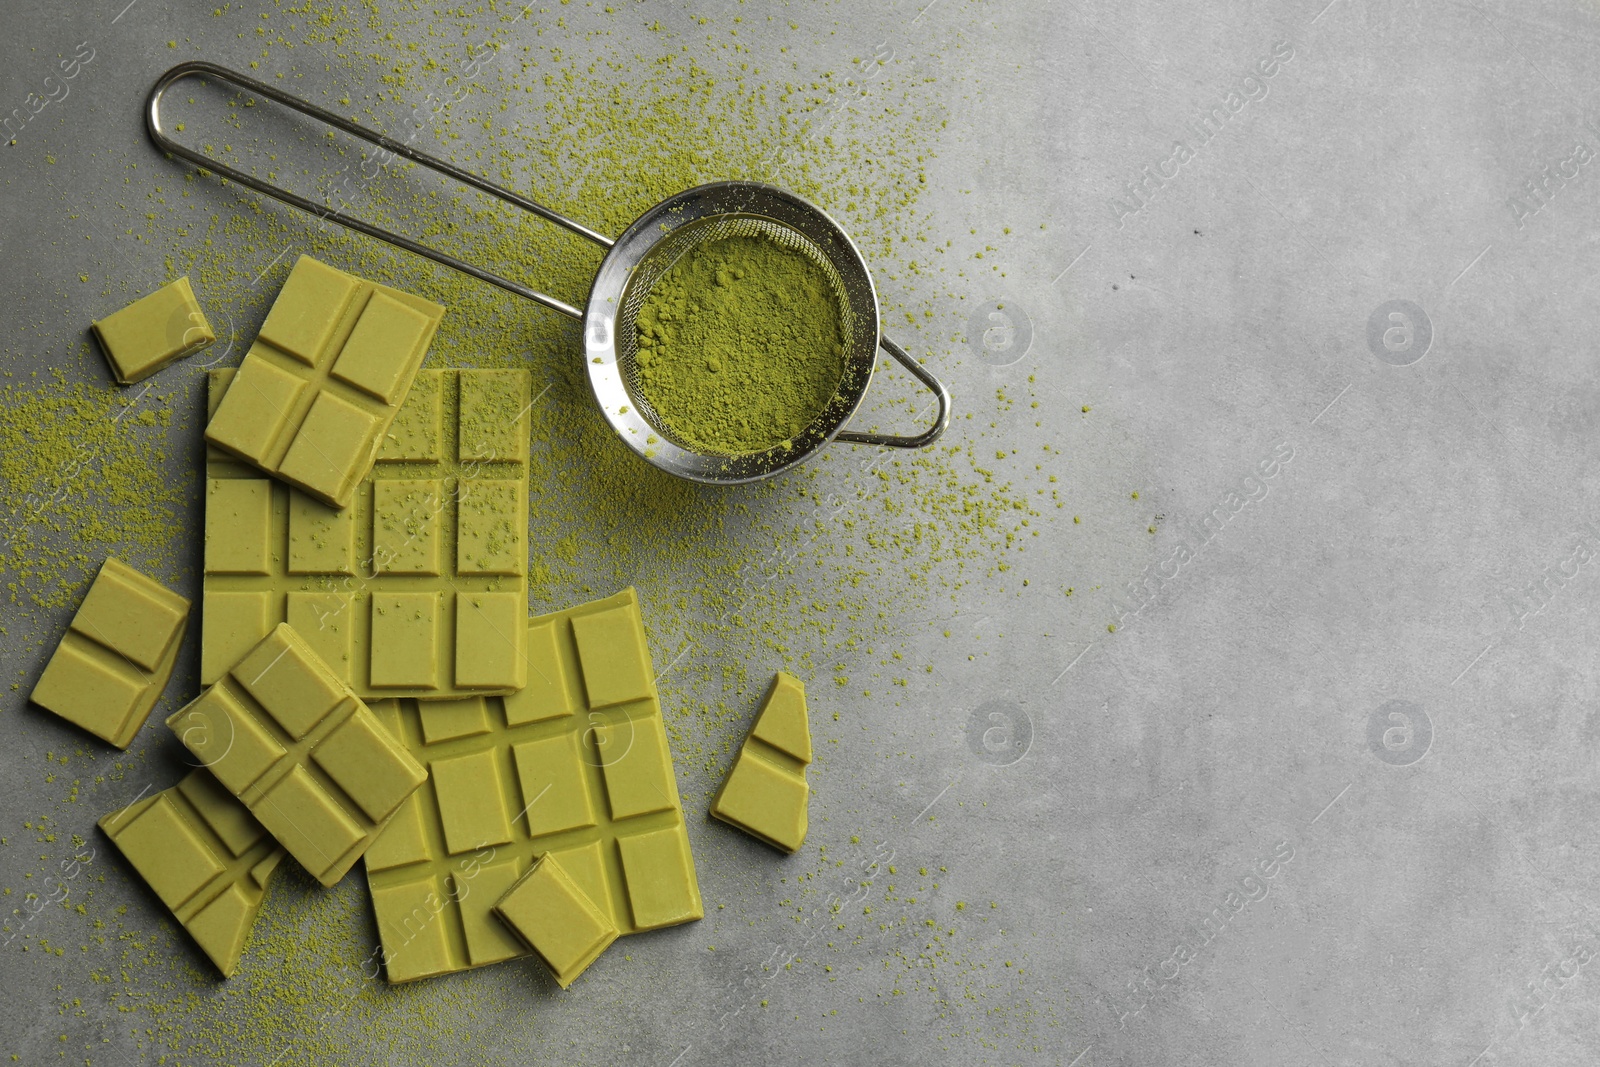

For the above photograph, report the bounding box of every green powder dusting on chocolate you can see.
[634,232,845,453]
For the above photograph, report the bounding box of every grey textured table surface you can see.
[3,0,1595,1064]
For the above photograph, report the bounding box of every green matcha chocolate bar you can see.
[492,852,619,989]
[98,769,286,977]
[167,623,427,887]
[31,556,190,749]
[202,367,530,700]
[711,671,812,853]
[91,275,215,385]
[365,589,703,983]
[204,255,444,508]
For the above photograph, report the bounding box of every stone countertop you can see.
[1,1,1593,1064]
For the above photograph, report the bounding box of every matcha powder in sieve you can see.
[633,231,847,454]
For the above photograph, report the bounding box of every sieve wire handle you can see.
[145,61,609,321]
[834,336,952,449]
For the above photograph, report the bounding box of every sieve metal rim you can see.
[582,182,882,484]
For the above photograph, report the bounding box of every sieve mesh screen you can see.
[613,214,867,455]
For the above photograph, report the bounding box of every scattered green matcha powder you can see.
[0,4,1075,1063]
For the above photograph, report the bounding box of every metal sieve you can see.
[147,62,950,483]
